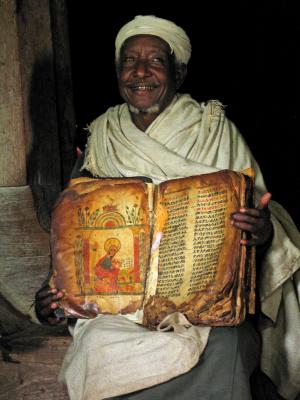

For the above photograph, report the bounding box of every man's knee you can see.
[203,321,260,372]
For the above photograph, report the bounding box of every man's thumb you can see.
[258,192,272,210]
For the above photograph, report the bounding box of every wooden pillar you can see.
[50,0,77,187]
[16,0,62,230]
[0,0,27,186]
[16,0,76,230]
[0,0,76,333]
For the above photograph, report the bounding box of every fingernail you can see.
[51,302,57,309]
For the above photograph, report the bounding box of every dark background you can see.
[66,1,299,228]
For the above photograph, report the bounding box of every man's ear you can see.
[175,64,187,90]
[115,62,120,78]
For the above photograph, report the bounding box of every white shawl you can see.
[80,94,300,399]
[83,94,265,193]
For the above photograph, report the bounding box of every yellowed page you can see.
[144,169,254,327]
[51,178,152,318]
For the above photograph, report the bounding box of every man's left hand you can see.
[231,192,273,246]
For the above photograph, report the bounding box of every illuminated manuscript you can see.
[51,170,255,326]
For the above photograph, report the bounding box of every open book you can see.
[50,169,255,327]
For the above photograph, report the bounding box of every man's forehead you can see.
[122,34,172,54]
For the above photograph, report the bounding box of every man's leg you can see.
[113,320,260,400]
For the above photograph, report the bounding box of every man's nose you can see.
[135,60,150,77]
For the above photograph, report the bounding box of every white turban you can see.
[115,15,191,65]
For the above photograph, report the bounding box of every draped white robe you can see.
[65,94,300,399]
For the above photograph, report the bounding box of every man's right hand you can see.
[35,285,65,325]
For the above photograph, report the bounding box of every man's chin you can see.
[128,104,160,115]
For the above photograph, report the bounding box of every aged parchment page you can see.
[143,170,255,326]
[51,178,152,318]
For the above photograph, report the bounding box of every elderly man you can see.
[36,15,300,400]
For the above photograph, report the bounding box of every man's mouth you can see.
[127,82,159,91]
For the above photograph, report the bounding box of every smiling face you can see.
[117,35,184,127]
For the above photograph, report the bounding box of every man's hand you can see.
[35,285,65,325]
[231,192,273,246]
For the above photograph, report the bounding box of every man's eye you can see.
[123,57,135,63]
[151,57,164,64]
